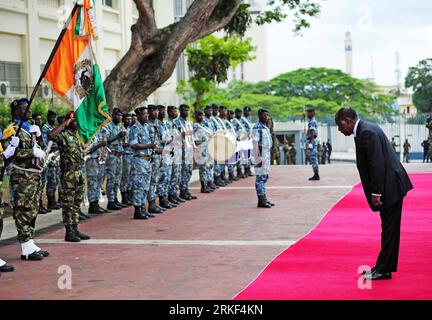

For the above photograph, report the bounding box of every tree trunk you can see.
[103,0,241,112]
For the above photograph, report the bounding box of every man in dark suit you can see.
[335,108,413,280]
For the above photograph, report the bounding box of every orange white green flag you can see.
[45,0,110,146]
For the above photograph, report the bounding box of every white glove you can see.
[308,143,313,149]
[33,146,45,159]
[10,136,20,148]
[29,125,42,138]
[3,145,17,160]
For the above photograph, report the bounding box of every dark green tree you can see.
[405,58,432,113]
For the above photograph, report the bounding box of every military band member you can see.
[129,107,155,220]
[203,106,218,191]
[252,109,274,209]
[233,108,247,179]
[194,110,213,193]
[0,135,20,273]
[210,104,226,187]
[104,108,127,210]
[121,113,134,206]
[49,112,90,242]
[175,104,197,201]
[222,108,239,182]
[146,105,165,214]
[167,106,185,205]
[5,99,49,260]
[42,111,62,210]
[156,105,177,209]
[241,106,254,177]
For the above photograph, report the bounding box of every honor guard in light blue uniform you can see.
[175,104,197,201]
[86,128,109,215]
[210,104,227,187]
[42,110,61,210]
[129,107,155,220]
[193,110,213,194]
[232,108,247,179]
[156,105,178,210]
[306,108,320,181]
[252,108,274,209]
[166,106,185,206]
[120,113,134,206]
[226,109,240,182]
[216,106,231,185]
[241,106,254,177]
[203,106,218,191]
[104,108,127,210]
[146,105,165,215]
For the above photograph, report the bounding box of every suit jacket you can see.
[355,120,413,212]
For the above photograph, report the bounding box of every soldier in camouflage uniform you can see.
[146,105,165,214]
[86,128,109,214]
[167,106,186,206]
[5,99,49,261]
[306,108,320,181]
[241,106,254,177]
[129,107,155,220]
[121,113,133,206]
[157,105,177,209]
[252,109,273,209]
[232,108,247,178]
[222,108,239,182]
[210,105,227,187]
[104,108,127,211]
[175,104,197,201]
[203,106,218,190]
[49,112,90,243]
[42,110,61,211]
[0,134,20,273]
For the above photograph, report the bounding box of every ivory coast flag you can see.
[45,0,110,146]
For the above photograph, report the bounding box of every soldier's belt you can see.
[12,164,42,174]
[109,150,123,157]
[134,155,151,161]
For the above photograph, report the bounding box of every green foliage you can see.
[226,0,321,37]
[183,35,256,108]
[0,98,71,129]
[180,67,397,122]
[405,58,432,113]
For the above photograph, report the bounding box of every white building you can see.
[0,0,269,106]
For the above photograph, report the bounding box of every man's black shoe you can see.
[107,202,122,211]
[65,226,81,243]
[309,173,320,181]
[21,251,44,261]
[115,199,128,208]
[0,263,15,272]
[186,190,197,200]
[363,270,392,280]
[36,250,50,257]
[257,195,272,208]
[88,201,106,214]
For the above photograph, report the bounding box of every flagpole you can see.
[1,4,79,177]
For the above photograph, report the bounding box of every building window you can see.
[103,0,118,10]
[0,61,22,93]
[176,53,186,83]
[174,0,183,21]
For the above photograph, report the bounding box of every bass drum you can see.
[207,131,237,163]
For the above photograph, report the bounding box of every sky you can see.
[265,0,432,86]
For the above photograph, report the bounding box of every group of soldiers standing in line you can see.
[0,99,275,274]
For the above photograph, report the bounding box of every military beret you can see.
[135,107,147,114]
[235,108,242,113]
[179,104,190,110]
[157,105,166,110]
[219,106,227,110]
[244,106,252,112]
[11,98,30,109]
[307,107,315,112]
[211,104,219,109]
[258,108,269,114]
[194,110,204,117]
[167,105,177,111]
[47,110,57,117]
[123,113,132,118]
[204,105,213,111]
[147,104,158,110]
[228,110,234,115]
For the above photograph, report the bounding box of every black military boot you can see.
[115,198,128,208]
[209,181,219,190]
[257,195,272,208]
[65,225,81,242]
[214,176,225,187]
[127,191,133,205]
[308,173,320,181]
[148,201,164,214]
[220,173,230,185]
[121,192,129,206]
[237,167,245,179]
[186,189,197,199]
[164,196,177,207]
[73,224,90,240]
[245,167,254,177]
[229,172,239,182]
[266,199,275,207]
[47,195,61,210]
[179,190,192,201]
[88,201,105,214]
[38,199,49,214]
[107,201,122,210]
[159,196,173,209]
[133,206,148,220]
[79,211,91,221]
[141,206,155,218]
[174,194,186,203]
[168,194,181,205]
[201,181,211,193]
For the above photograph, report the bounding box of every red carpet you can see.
[235,173,432,300]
